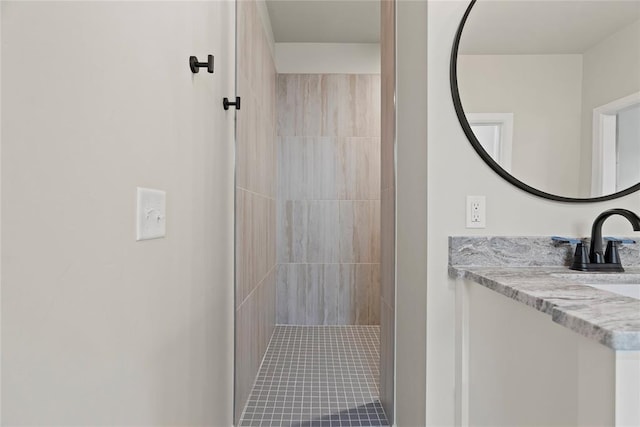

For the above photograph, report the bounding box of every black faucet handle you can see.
[604,240,622,264]
[571,241,590,270]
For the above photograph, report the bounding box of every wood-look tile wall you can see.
[235,0,277,421]
[380,0,396,422]
[276,74,381,325]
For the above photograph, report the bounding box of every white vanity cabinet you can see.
[456,280,640,427]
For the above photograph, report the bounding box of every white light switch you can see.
[136,187,166,241]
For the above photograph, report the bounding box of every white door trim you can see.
[466,113,514,172]
[591,92,640,196]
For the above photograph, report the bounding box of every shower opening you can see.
[234,1,396,425]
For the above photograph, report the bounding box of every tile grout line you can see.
[237,186,277,201]
[237,264,277,311]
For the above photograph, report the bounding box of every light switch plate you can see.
[136,187,166,241]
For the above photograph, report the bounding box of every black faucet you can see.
[570,208,640,272]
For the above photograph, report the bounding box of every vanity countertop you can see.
[449,237,640,351]
[449,266,640,350]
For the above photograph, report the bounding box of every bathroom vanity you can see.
[450,237,640,427]
[446,0,640,424]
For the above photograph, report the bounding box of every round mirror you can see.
[451,0,640,202]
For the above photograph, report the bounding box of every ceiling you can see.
[264,1,639,52]
[266,0,380,43]
[459,0,640,55]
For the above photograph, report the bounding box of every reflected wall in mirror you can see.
[453,0,640,201]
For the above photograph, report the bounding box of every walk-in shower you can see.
[234,1,395,425]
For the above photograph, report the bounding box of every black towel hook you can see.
[223,97,241,110]
[190,55,214,73]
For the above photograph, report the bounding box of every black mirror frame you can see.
[450,0,640,203]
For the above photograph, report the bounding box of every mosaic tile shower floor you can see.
[239,325,389,427]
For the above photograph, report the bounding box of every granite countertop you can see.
[449,237,640,351]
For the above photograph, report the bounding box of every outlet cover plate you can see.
[466,195,486,228]
[136,187,166,241]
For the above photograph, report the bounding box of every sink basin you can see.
[585,284,640,300]
[550,272,640,300]
[550,272,640,285]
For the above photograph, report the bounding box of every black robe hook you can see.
[223,97,241,110]
[190,55,214,73]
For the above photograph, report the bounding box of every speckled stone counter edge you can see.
[449,236,640,268]
[449,237,640,351]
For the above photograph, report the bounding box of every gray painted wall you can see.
[2,2,234,424]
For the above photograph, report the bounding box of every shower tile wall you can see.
[380,0,396,421]
[276,74,381,326]
[235,0,277,421]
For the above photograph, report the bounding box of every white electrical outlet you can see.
[466,195,486,228]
